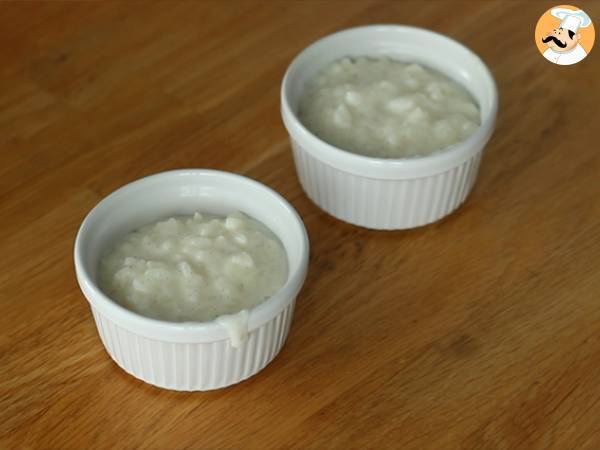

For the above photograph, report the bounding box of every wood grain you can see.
[1,1,600,449]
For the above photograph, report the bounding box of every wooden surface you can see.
[1,1,600,449]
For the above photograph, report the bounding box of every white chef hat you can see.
[551,7,592,33]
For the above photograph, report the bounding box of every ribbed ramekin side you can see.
[90,300,296,391]
[291,141,482,229]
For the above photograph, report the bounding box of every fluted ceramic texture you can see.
[91,301,295,391]
[291,141,482,229]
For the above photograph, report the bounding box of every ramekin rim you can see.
[280,24,498,178]
[74,169,309,341]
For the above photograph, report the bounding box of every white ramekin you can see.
[74,170,309,391]
[281,25,498,229]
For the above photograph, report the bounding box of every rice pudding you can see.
[99,211,287,342]
[299,56,480,158]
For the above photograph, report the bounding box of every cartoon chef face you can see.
[542,27,581,52]
[538,7,593,66]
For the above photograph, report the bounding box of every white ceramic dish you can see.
[74,169,309,391]
[281,25,498,229]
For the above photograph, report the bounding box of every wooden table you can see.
[2,2,599,448]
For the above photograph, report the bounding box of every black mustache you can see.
[542,35,567,48]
